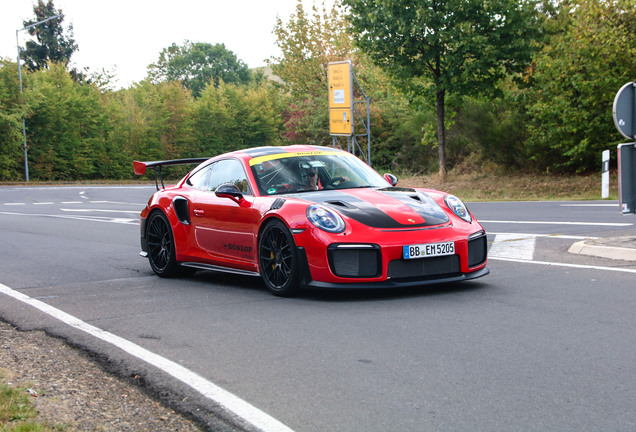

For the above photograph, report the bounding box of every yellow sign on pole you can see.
[329,108,353,135]
[328,61,353,135]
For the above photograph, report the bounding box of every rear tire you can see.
[258,220,299,297]
[146,211,180,277]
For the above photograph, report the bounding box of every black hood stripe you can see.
[290,188,449,228]
[376,188,449,226]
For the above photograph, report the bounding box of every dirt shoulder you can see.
[0,320,203,431]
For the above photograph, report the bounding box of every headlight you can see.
[307,204,345,233]
[444,194,472,223]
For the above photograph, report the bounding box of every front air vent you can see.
[468,233,488,267]
[270,198,286,210]
[325,200,351,208]
[389,255,460,280]
[328,244,381,278]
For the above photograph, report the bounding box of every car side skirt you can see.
[180,262,261,277]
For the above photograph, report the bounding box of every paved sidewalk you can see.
[568,235,636,261]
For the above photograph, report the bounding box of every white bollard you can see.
[602,149,610,199]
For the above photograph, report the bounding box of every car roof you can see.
[219,145,348,163]
[186,145,351,181]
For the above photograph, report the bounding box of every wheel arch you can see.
[257,214,290,238]
[144,209,181,277]
[146,205,188,258]
[256,215,289,267]
[256,215,302,296]
[145,207,172,236]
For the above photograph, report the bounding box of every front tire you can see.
[258,219,299,297]
[146,211,180,277]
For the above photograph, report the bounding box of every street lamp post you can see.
[16,14,61,182]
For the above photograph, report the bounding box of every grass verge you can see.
[0,370,54,432]
[399,171,618,202]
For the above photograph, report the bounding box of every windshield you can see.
[249,151,389,195]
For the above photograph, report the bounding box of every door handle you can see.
[193,208,205,217]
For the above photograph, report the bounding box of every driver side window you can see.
[187,166,211,191]
[208,159,251,195]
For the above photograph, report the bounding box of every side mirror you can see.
[215,183,250,207]
[215,183,243,198]
[384,173,398,187]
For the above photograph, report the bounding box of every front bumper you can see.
[296,238,489,290]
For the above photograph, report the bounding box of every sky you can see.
[1,0,330,88]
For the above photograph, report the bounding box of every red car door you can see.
[187,159,260,267]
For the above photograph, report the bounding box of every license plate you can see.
[403,241,455,259]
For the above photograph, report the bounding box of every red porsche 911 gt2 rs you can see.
[134,145,488,296]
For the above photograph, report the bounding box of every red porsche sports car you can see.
[134,145,488,296]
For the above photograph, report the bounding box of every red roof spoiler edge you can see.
[133,158,210,190]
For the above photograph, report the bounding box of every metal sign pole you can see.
[16,14,62,182]
[328,61,372,166]
[614,81,636,214]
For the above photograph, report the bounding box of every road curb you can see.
[568,239,636,261]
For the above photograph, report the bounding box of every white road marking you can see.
[0,211,138,225]
[0,186,154,190]
[560,204,617,207]
[0,282,295,432]
[489,234,536,260]
[2,200,144,206]
[488,233,636,273]
[61,208,139,214]
[89,200,147,206]
[488,256,636,274]
[482,220,632,227]
[488,232,598,240]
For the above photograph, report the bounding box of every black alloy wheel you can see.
[259,219,299,296]
[146,211,179,277]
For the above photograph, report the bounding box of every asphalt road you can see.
[1,185,635,431]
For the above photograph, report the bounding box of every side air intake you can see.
[173,196,190,225]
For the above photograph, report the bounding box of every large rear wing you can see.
[133,158,209,190]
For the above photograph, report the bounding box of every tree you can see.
[25,63,105,180]
[343,0,540,180]
[270,0,355,99]
[270,0,433,168]
[523,0,636,172]
[20,0,77,72]
[0,60,25,180]
[269,0,362,146]
[147,41,251,98]
[193,81,284,156]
